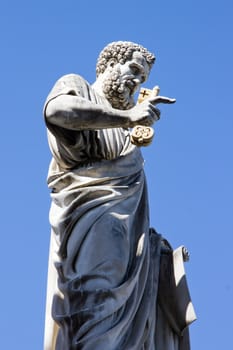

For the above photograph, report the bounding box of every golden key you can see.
[131,86,160,147]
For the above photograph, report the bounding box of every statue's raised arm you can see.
[44,45,175,131]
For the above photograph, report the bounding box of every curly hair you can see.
[96,41,156,77]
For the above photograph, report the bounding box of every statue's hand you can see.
[128,95,176,127]
[128,99,160,127]
[182,246,190,262]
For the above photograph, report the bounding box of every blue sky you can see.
[1,1,232,349]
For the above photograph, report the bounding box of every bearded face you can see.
[100,52,150,110]
[102,67,135,110]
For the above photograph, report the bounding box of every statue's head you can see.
[95,41,155,110]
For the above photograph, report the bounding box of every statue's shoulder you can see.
[46,73,91,103]
[57,73,89,87]
[53,73,90,93]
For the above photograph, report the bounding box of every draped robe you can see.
[44,74,196,350]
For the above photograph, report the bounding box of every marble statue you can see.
[43,41,196,350]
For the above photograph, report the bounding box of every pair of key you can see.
[131,86,159,147]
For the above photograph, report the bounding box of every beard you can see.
[102,69,135,110]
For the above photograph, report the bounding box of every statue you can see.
[43,41,196,350]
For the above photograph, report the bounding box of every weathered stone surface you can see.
[43,41,195,350]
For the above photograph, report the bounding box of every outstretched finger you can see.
[148,95,176,106]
